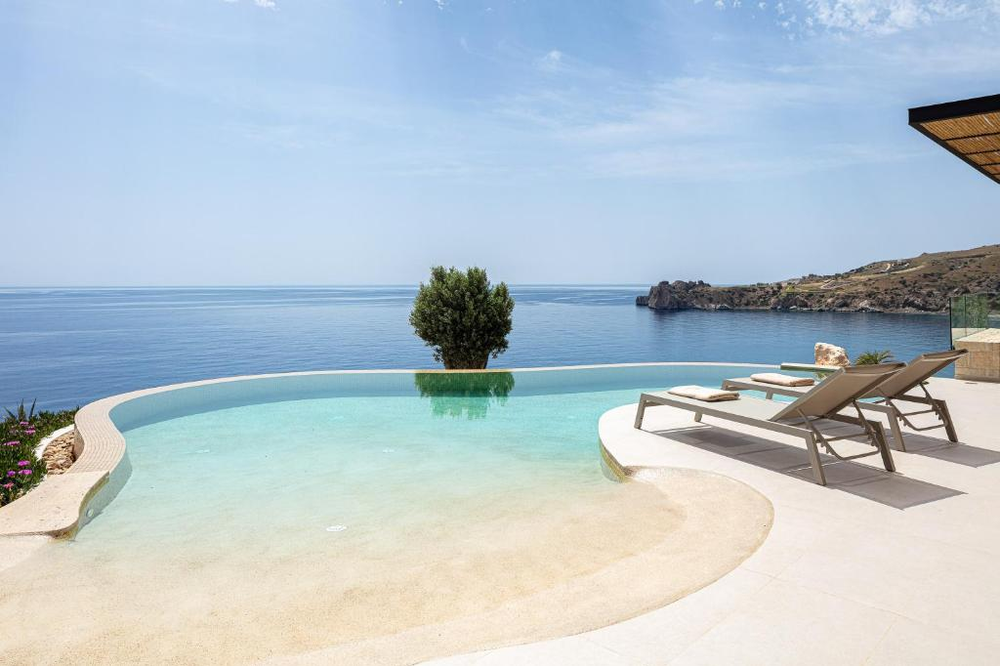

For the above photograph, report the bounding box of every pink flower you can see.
[5,471,14,478]
[17,460,30,467]
[19,470,32,476]
[1,483,13,489]
[25,428,36,435]
[3,441,18,447]
[19,421,28,427]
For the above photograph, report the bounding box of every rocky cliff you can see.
[638,245,1000,314]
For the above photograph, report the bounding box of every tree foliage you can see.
[409,266,514,369]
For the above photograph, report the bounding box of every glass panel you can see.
[950,293,1000,346]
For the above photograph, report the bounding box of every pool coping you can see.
[0,362,775,539]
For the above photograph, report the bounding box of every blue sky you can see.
[2,1,998,286]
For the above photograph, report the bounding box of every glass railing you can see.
[950,293,1000,346]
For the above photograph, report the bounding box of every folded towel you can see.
[749,373,815,388]
[668,385,741,402]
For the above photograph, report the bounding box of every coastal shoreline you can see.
[637,244,999,315]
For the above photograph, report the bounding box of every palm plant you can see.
[854,350,894,365]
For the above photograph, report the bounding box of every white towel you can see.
[749,373,815,388]
[668,385,741,402]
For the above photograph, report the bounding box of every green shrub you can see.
[1,401,78,507]
[409,266,515,369]
[854,350,894,365]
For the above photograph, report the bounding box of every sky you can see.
[2,0,998,287]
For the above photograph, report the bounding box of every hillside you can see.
[637,245,1000,314]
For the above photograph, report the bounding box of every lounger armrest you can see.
[779,362,840,374]
[637,392,808,438]
[722,378,803,398]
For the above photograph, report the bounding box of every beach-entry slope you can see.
[0,367,772,664]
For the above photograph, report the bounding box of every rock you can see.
[42,432,77,475]
[644,280,712,310]
[815,342,850,367]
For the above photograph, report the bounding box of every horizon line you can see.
[0,283,655,290]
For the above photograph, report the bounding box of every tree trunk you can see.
[442,353,490,370]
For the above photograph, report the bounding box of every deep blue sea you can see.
[0,286,950,411]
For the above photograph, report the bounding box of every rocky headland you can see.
[637,244,1000,314]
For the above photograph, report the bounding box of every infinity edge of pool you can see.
[0,362,778,538]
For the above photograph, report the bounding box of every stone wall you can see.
[955,329,1000,382]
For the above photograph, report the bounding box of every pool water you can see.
[0,366,776,664]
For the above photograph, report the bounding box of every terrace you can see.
[429,375,1000,665]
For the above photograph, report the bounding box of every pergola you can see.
[909,94,1000,184]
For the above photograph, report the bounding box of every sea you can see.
[0,286,950,411]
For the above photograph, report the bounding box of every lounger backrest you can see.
[865,349,968,398]
[771,363,905,421]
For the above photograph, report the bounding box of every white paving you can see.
[427,377,1000,665]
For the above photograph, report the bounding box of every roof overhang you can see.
[909,94,1000,185]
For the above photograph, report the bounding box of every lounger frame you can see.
[722,349,966,451]
[634,392,893,486]
[873,382,959,447]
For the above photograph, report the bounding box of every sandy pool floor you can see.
[0,468,770,665]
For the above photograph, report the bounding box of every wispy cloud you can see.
[131,5,1000,184]
[800,0,980,35]
[584,139,928,181]
[536,49,564,73]
[486,68,926,181]
[703,0,1000,36]
[221,0,278,10]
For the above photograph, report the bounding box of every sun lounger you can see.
[634,363,904,485]
[722,350,967,450]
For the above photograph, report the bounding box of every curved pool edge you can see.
[0,362,778,539]
[411,404,785,666]
[272,407,776,665]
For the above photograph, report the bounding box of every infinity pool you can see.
[0,365,775,664]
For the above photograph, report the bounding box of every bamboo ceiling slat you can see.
[968,151,1000,165]
[945,134,1000,154]
[909,94,1000,185]
[921,112,1000,140]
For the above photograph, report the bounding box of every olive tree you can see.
[409,266,514,369]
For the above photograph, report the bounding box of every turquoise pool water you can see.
[2,365,777,663]
[93,365,772,546]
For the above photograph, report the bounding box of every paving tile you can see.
[666,579,897,666]
[424,651,492,666]
[864,616,1000,666]
[584,568,772,664]
[472,636,638,665]
[778,533,1000,638]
